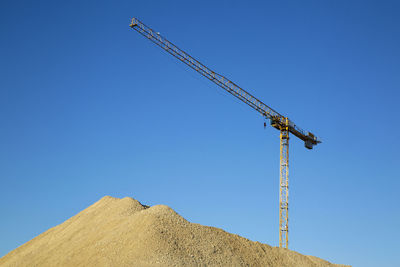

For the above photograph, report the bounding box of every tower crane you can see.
[129,17,321,248]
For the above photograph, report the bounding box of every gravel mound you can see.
[0,196,349,266]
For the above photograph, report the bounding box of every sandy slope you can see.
[0,196,349,266]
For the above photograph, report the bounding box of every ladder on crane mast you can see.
[129,17,321,248]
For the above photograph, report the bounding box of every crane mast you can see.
[130,17,321,248]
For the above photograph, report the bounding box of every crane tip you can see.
[130,18,138,28]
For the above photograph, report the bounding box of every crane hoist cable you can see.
[129,17,321,248]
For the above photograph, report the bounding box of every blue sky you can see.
[1,1,399,266]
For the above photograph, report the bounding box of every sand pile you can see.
[0,196,348,266]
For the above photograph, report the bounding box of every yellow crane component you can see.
[129,17,321,248]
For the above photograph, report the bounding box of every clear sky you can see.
[1,1,399,266]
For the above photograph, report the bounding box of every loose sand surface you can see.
[0,196,349,266]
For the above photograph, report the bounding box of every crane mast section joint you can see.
[130,17,321,147]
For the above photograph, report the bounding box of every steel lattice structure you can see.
[130,17,321,248]
[279,118,290,248]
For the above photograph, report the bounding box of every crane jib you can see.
[130,17,321,148]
